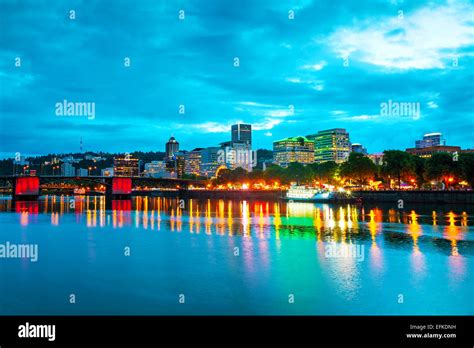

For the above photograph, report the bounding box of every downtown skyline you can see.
[1,0,473,157]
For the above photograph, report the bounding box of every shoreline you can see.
[2,189,474,204]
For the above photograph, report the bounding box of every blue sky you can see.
[1,0,473,157]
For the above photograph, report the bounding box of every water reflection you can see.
[1,197,472,232]
[0,195,472,315]
[1,196,472,267]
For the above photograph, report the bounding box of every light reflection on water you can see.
[0,195,472,315]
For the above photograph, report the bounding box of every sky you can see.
[1,0,473,157]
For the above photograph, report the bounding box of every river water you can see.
[0,196,472,315]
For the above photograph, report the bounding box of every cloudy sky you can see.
[1,0,473,157]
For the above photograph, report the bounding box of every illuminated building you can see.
[307,128,351,163]
[114,156,139,177]
[351,143,367,155]
[165,136,179,159]
[406,145,461,158]
[200,147,220,177]
[219,141,253,172]
[61,162,75,176]
[273,136,314,167]
[415,133,445,148]
[175,151,186,178]
[144,161,165,178]
[231,123,252,145]
[185,148,203,175]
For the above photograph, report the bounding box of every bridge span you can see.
[0,176,208,201]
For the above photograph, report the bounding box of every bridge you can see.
[0,176,208,201]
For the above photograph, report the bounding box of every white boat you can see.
[284,185,355,202]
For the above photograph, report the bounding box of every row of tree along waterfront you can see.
[212,151,474,190]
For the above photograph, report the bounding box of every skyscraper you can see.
[273,136,315,167]
[175,151,186,178]
[219,141,253,172]
[307,128,350,163]
[231,124,252,145]
[415,133,445,148]
[185,148,203,176]
[200,147,220,177]
[165,136,179,159]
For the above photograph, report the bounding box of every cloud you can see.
[265,109,294,117]
[327,1,474,69]
[338,115,381,122]
[427,101,439,109]
[302,61,327,71]
[182,121,241,133]
[253,118,283,130]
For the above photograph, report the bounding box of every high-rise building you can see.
[185,148,203,176]
[307,128,351,163]
[144,161,166,178]
[273,136,315,167]
[231,124,252,145]
[219,141,253,172]
[175,151,186,178]
[351,143,368,155]
[415,133,445,148]
[114,156,139,177]
[200,147,220,177]
[61,162,75,176]
[165,136,179,159]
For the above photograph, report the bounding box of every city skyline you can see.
[1,0,473,157]
[0,125,469,160]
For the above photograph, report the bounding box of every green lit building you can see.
[273,136,315,167]
[307,128,350,163]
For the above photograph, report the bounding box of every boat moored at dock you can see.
[283,185,358,203]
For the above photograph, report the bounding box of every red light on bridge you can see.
[15,177,40,196]
[112,178,132,195]
[112,200,132,211]
[15,201,39,214]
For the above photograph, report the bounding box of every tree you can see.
[229,167,248,182]
[315,161,339,184]
[248,169,265,183]
[425,153,459,187]
[382,150,415,189]
[411,155,426,188]
[458,153,474,187]
[285,162,307,184]
[264,164,288,184]
[214,168,231,184]
[340,153,377,185]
